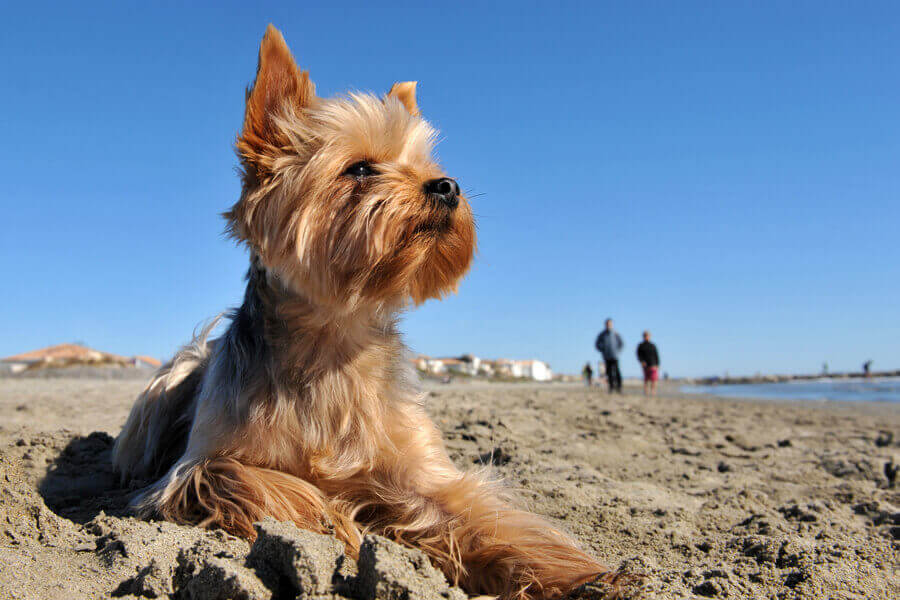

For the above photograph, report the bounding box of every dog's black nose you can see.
[423,177,460,209]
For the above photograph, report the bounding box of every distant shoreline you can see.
[691,369,900,386]
[680,376,900,404]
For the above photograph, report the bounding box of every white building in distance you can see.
[415,355,552,381]
[517,359,553,382]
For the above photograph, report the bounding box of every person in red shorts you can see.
[637,330,660,397]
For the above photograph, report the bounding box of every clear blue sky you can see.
[2,2,898,377]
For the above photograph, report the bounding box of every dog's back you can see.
[112,322,217,482]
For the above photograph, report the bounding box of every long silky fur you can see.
[113,25,617,600]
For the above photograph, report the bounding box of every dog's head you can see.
[226,26,476,310]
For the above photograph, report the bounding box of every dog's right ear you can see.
[237,25,316,174]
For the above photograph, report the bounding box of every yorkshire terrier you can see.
[113,25,615,599]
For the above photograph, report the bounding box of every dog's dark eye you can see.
[343,161,377,178]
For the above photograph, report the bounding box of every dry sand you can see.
[0,376,897,599]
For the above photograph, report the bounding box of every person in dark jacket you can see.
[637,330,660,397]
[595,319,624,393]
[582,362,594,387]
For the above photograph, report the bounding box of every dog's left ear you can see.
[387,82,419,116]
[238,25,316,173]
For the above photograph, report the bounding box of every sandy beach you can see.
[1,375,897,599]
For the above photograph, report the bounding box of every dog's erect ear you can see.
[238,25,316,172]
[387,82,419,116]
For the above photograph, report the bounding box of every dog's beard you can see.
[402,205,476,304]
[411,209,452,236]
[344,200,475,306]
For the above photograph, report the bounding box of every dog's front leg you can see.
[132,453,361,542]
[374,404,612,600]
[130,398,363,545]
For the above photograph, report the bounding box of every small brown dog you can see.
[114,25,613,599]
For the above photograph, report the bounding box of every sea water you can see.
[680,377,900,403]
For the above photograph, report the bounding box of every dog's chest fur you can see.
[192,262,416,478]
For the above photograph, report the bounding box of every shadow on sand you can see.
[38,432,139,523]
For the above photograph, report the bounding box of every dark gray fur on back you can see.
[135,263,271,479]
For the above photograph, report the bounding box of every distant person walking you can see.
[863,360,873,377]
[637,331,660,397]
[582,362,594,387]
[595,319,624,393]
